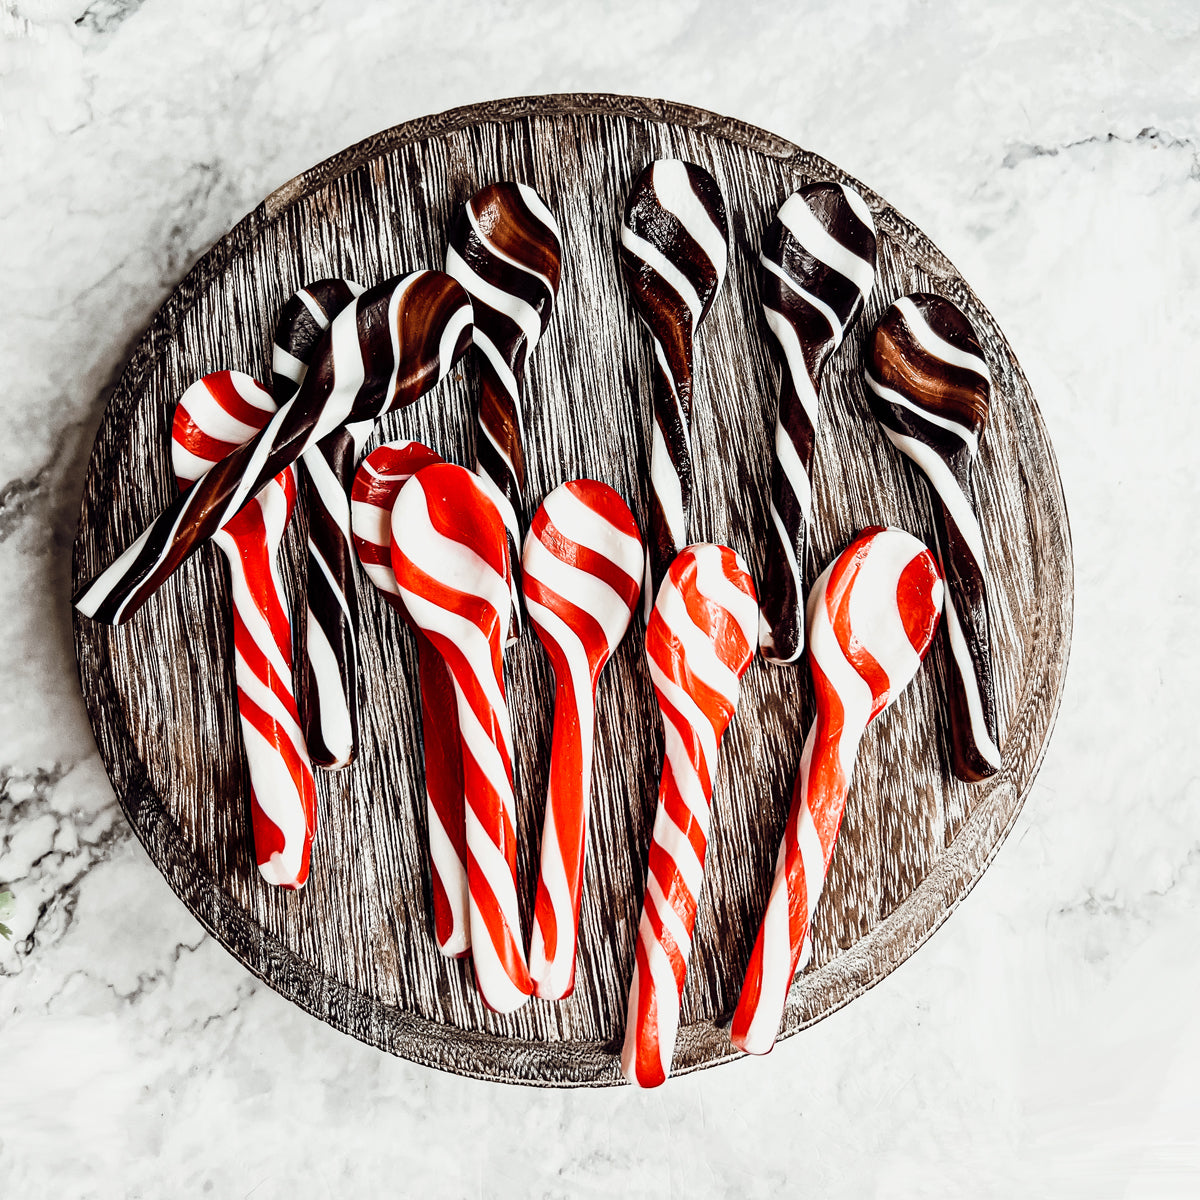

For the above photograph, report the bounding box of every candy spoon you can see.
[522,480,643,1001]
[622,543,758,1087]
[171,370,317,889]
[757,183,877,664]
[864,294,1002,781]
[272,279,368,770]
[75,271,473,624]
[391,462,532,1013]
[731,526,943,1055]
[619,160,729,616]
[445,181,563,642]
[350,440,470,957]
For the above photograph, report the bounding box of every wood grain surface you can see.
[71,93,1073,1086]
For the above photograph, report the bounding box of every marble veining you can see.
[2,1,1199,1196]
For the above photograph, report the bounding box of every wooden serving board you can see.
[72,94,1072,1086]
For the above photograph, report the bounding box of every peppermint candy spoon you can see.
[757,183,877,664]
[171,370,317,890]
[731,526,943,1055]
[523,480,643,1001]
[622,543,758,1088]
[620,160,729,618]
[391,463,532,1013]
[350,441,470,957]
[864,294,1002,781]
[273,278,368,770]
[445,181,563,644]
[75,271,473,625]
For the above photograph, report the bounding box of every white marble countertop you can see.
[2,1,1198,1195]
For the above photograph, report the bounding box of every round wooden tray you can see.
[72,93,1072,1086]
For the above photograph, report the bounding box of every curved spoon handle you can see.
[298,421,371,767]
[622,544,758,1088]
[528,666,597,1000]
[924,472,1002,781]
[214,471,318,890]
[415,631,469,957]
[729,712,847,1055]
[475,358,528,644]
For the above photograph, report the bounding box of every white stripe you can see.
[839,183,876,235]
[619,226,702,322]
[776,191,876,294]
[655,580,742,707]
[271,344,306,385]
[774,418,814,527]
[760,254,844,345]
[445,245,543,350]
[539,486,643,581]
[763,306,822,434]
[524,539,632,653]
[880,429,988,568]
[942,587,1003,770]
[426,799,470,957]
[466,199,557,297]
[303,609,353,765]
[516,183,563,242]
[651,159,728,285]
[864,368,980,457]
[650,421,687,550]
[691,546,759,650]
[894,296,990,382]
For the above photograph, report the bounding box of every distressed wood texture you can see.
[72,94,1072,1086]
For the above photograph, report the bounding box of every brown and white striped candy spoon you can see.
[864,294,1002,781]
[620,159,729,617]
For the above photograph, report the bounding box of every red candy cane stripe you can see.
[522,480,643,1000]
[171,371,318,889]
[622,543,758,1087]
[731,526,943,1055]
[350,441,470,957]
[391,463,531,1012]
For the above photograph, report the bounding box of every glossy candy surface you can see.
[865,294,1002,781]
[391,462,532,1013]
[522,480,643,1000]
[171,370,317,890]
[731,526,943,1055]
[619,159,729,619]
[621,543,757,1087]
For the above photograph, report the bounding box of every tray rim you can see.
[71,91,1074,1087]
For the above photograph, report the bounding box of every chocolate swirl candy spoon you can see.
[620,160,729,617]
[445,182,563,644]
[272,279,368,770]
[757,183,877,664]
[522,480,644,1001]
[391,462,532,1013]
[622,544,758,1088]
[864,294,1003,781]
[171,371,318,889]
[731,527,943,1055]
[75,271,473,625]
[350,441,470,958]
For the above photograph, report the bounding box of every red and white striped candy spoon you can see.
[391,462,532,1013]
[622,543,758,1087]
[522,480,643,1001]
[350,440,470,958]
[730,526,943,1056]
[172,370,318,890]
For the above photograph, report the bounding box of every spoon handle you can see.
[434,639,531,1010]
[642,341,694,618]
[297,421,371,768]
[527,666,597,1001]
[729,710,850,1055]
[414,631,470,957]
[921,467,1002,781]
[474,357,528,643]
[213,472,318,890]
